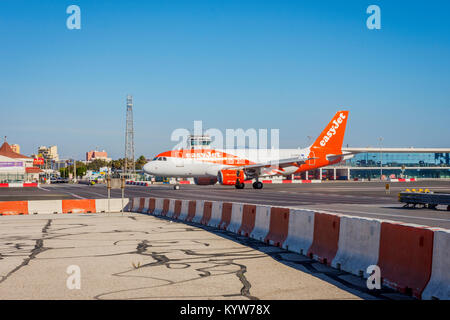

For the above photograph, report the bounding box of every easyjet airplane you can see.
[143,111,350,189]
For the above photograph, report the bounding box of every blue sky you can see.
[0,0,449,159]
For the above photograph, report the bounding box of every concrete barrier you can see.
[178,200,190,221]
[200,201,213,225]
[377,222,434,299]
[250,205,271,241]
[146,198,156,214]
[153,198,164,216]
[29,200,63,215]
[185,200,197,222]
[137,198,146,213]
[227,203,244,233]
[218,202,233,230]
[62,199,96,214]
[172,200,182,219]
[283,209,315,255]
[331,216,381,277]
[130,197,141,212]
[2,198,129,215]
[238,204,257,237]
[422,229,450,300]
[161,199,170,216]
[0,201,28,215]
[141,198,151,213]
[191,200,204,223]
[166,199,175,218]
[208,201,223,227]
[264,207,290,247]
[307,212,341,265]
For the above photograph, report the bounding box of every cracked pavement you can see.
[0,213,410,300]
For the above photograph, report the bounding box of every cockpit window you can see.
[162,157,167,161]
[152,157,157,161]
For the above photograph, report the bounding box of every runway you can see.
[1,181,450,228]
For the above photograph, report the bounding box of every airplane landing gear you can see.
[252,181,263,189]
[235,180,245,189]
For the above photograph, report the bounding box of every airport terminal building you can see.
[300,148,450,180]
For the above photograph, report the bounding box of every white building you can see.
[0,142,40,183]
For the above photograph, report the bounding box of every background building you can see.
[86,150,111,162]
[10,144,20,154]
[296,148,450,180]
[38,145,59,162]
[0,142,40,183]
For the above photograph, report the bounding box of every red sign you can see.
[33,158,44,166]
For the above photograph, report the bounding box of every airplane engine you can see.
[194,177,218,185]
[217,169,246,185]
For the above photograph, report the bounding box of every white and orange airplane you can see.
[143,111,350,189]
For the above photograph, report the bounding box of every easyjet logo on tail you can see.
[319,112,347,147]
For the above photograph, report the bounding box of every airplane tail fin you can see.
[310,111,349,155]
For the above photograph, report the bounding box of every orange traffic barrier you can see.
[377,222,434,299]
[218,202,233,230]
[0,201,29,215]
[138,198,146,213]
[307,212,340,265]
[238,204,256,237]
[62,199,96,214]
[186,200,196,222]
[173,200,182,219]
[147,198,156,214]
[264,207,290,247]
[161,199,170,216]
[201,201,212,225]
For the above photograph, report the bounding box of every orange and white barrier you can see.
[0,182,38,188]
[0,198,129,216]
[130,196,450,300]
[389,178,416,182]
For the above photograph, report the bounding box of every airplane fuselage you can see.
[143,147,339,178]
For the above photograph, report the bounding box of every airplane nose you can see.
[143,162,153,175]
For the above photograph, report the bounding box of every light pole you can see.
[379,137,384,180]
[73,158,77,183]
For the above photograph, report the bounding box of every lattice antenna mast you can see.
[124,95,135,177]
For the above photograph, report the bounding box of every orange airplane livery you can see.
[143,111,349,189]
